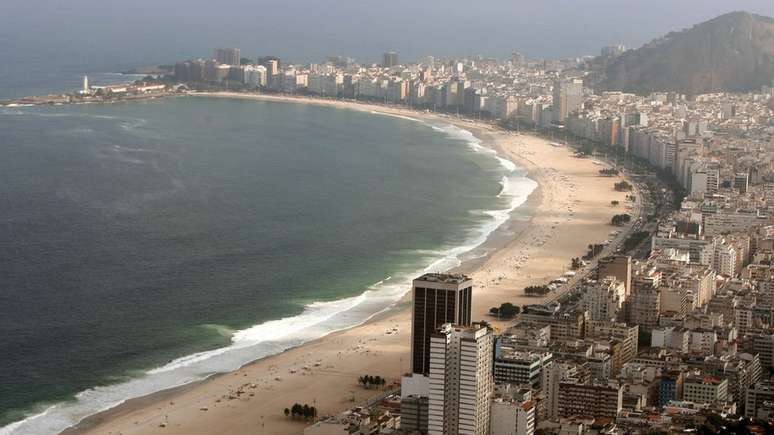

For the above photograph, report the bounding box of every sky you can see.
[3,0,774,68]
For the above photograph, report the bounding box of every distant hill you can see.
[591,11,774,95]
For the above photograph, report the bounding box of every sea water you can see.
[0,96,536,434]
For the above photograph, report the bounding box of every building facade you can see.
[214,48,241,66]
[428,323,494,435]
[411,273,473,375]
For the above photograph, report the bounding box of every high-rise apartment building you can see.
[490,398,535,435]
[597,255,633,297]
[746,381,774,420]
[401,395,429,433]
[428,323,494,435]
[683,373,728,405]
[734,172,750,194]
[256,56,281,88]
[552,78,583,123]
[243,65,268,87]
[581,277,626,322]
[214,48,241,66]
[258,56,281,73]
[411,273,472,375]
[558,381,623,418]
[585,321,639,374]
[511,51,526,67]
[382,51,399,68]
[626,271,662,331]
[494,349,553,388]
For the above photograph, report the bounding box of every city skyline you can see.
[5,1,774,72]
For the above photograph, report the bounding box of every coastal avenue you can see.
[541,165,644,307]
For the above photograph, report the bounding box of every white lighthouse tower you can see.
[80,75,90,94]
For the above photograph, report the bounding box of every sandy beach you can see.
[63,92,637,435]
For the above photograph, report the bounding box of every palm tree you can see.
[374,376,383,390]
[380,377,386,389]
[310,406,317,420]
[303,404,311,420]
[284,408,290,419]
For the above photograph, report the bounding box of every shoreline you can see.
[61,93,540,434]
[4,92,635,435]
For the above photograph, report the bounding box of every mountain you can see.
[591,11,774,95]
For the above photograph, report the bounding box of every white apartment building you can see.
[735,306,755,334]
[489,398,535,435]
[651,235,716,265]
[651,327,689,352]
[683,374,728,405]
[429,323,494,435]
[703,209,766,237]
[714,241,739,277]
[689,330,718,354]
[689,168,719,198]
[581,278,626,321]
[243,65,267,87]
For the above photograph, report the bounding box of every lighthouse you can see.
[82,75,89,93]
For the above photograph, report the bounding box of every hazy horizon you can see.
[4,0,774,69]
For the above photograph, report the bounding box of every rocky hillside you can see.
[592,11,774,95]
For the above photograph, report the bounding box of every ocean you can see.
[0,96,537,434]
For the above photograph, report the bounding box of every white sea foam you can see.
[429,124,517,172]
[0,108,26,115]
[1,120,537,435]
[0,108,140,124]
[368,110,424,124]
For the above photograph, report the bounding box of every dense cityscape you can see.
[7,13,774,435]
[145,46,774,434]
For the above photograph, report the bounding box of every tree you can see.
[571,257,583,270]
[611,213,632,226]
[489,307,500,315]
[623,231,650,251]
[303,404,311,420]
[498,302,520,318]
[524,285,550,296]
[611,200,620,206]
[374,375,383,389]
[291,403,302,419]
[284,408,290,418]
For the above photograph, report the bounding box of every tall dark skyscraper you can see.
[382,51,399,68]
[214,48,241,66]
[410,273,472,375]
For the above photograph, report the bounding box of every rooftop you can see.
[414,273,470,284]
